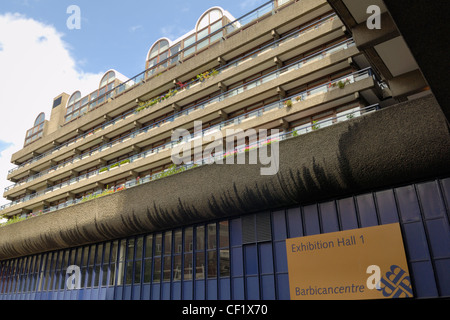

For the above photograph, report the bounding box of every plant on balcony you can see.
[284,99,292,108]
[120,159,130,165]
[176,81,188,89]
[295,96,302,102]
[292,130,299,137]
[196,68,219,82]
[312,120,320,131]
[99,167,108,173]
[211,68,219,77]
[337,78,351,89]
[110,163,119,169]
[197,72,209,82]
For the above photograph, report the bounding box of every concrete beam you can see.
[352,12,400,50]
[172,103,181,112]
[218,82,228,93]
[219,110,229,121]
[388,69,428,99]
[274,57,283,68]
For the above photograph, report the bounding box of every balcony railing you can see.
[0,67,380,213]
[1,101,380,226]
[5,35,352,194]
[7,11,337,176]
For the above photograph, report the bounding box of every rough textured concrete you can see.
[0,94,449,260]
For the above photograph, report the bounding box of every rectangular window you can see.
[219,221,230,277]
[207,223,216,250]
[153,234,162,283]
[101,243,110,287]
[207,223,217,279]
[125,239,135,285]
[143,235,153,283]
[163,232,172,282]
[173,255,182,281]
[184,46,196,57]
[184,228,193,280]
[184,35,195,47]
[197,38,209,51]
[159,51,168,62]
[207,251,217,278]
[196,226,205,280]
[173,230,182,281]
[116,241,126,286]
[197,28,209,40]
[196,226,205,251]
[210,20,223,34]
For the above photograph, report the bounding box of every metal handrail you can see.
[1,102,380,226]
[5,35,351,193]
[0,67,378,212]
[8,6,332,176]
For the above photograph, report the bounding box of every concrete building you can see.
[0,0,448,300]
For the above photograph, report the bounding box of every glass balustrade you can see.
[0,67,379,214]
[7,12,338,176]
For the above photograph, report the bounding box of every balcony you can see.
[0,67,382,218]
[5,37,356,198]
[8,11,341,181]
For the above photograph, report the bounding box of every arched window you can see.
[183,8,224,57]
[98,70,116,102]
[148,39,169,61]
[65,91,83,123]
[34,113,45,127]
[25,113,45,145]
[147,39,173,75]
[100,70,116,88]
[197,9,223,31]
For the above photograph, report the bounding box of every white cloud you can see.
[0,13,104,206]
[129,25,143,33]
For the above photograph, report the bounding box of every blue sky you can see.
[0,0,266,204]
[1,0,266,77]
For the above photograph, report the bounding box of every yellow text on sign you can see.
[286,223,413,300]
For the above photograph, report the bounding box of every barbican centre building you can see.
[0,0,449,301]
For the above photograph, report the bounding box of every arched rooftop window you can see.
[68,91,81,107]
[100,70,116,88]
[148,39,170,60]
[145,8,227,77]
[25,112,45,146]
[34,112,45,127]
[65,91,85,123]
[64,70,126,123]
[197,9,223,31]
[146,39,175,76]
[183,8,225,57]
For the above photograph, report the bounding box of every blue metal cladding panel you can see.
[356,193,379,227]
[0,178,449,300]
[287,207,303,238]
[338,197,359,230]
[303,205,320,235]
[375,189,399,224]
[319,201,339,233]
